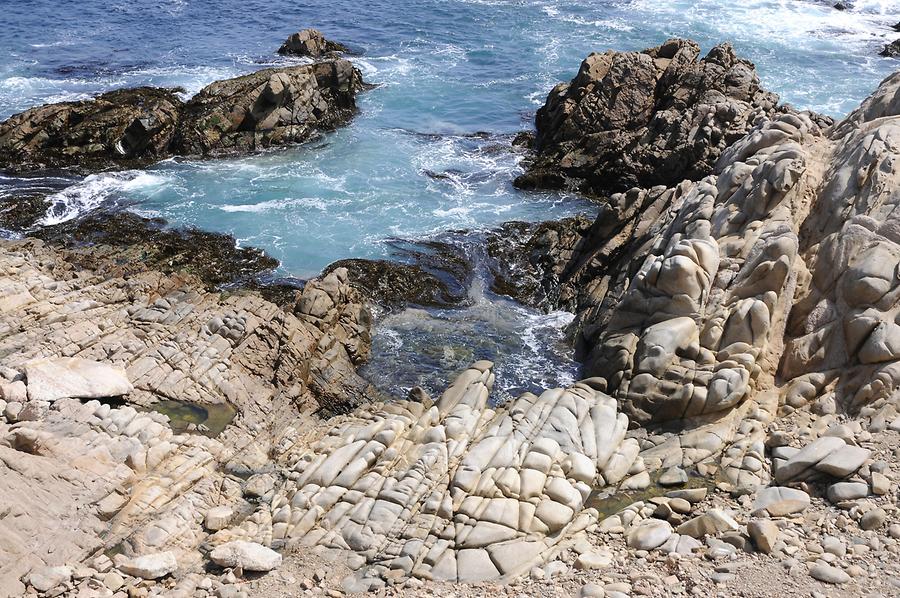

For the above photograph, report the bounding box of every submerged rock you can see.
[325,258,466,308]
[32,210,279,291]
[514,38,780,194]
[0,61,365,173]
[277,28,349,57]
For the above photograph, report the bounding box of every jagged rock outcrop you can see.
[513,38,781,194]
[492,66,900,499]
[0,61,364,173]
[0,87,183,172]
[277,29,348,57]
[172,61,362,156]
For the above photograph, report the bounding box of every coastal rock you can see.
[0,87,182,173]
[277,29,348,57]
[209,541,282,572]
[514,38,779,194]
[173,61,362,157]
[24,358,133,402]
[881,39,900,58]
[325,257,469,308]
[0,61,364,173]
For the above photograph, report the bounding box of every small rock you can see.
[810,562,850,584]
[827,481,869,503]
[205,506,234,531]
[860,508,887,530]
[102,571,125,592]
[752,486,810,516]
[210,541,282,572]
[748,519,780,554]
[659,466,689,487]
[575,550,612,571]
[871,472,890,495]
[676,509,739,538]
[27,566,72,593]
[579,583,606,597]
[626,518,673,550]
[118,551,178,579]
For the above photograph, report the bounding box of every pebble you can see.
[810,562,850,585]
[860,508,887,531]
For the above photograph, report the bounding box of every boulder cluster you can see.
[0,60,362,173]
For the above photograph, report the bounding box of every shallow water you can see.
[2,0,899,399]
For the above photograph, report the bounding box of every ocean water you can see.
[2,0,899,401]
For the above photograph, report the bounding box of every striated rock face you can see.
[0,87,182,173]
[0,60,364,173]
[172,61,362,157]
[277,29,349,57]
[209,363,647,587]
[494,66,900,469]
[0,236,374,593]
[514,38,781,194]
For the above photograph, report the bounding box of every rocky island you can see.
[0,30,899,598]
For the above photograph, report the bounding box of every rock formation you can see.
[513,38,781,194]
[494,62,900,488]
[277,29,349,58]
[0,60,364,173]
[2,40,900,598]
[0,87,182,173]
[172,61,362,157]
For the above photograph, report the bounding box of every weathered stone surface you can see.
[625,519,673,550]
[118,552,177,579]
[209,541,282,572]
[277,29,348,57]
[173,61,363,157]
[0,61,364,173]
[752,487,810,516]
[515,38,779,194]
[0,87,182,173]
[25,358,132,402]
[810,562,850,584]
[747,519,779,553]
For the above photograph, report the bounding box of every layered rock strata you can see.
[0,61,363,173]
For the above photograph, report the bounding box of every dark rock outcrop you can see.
[325,259,466,308]
[31,210,279,291]
[173,61,362,156]
[0,61,364,173]
[0,87,183,173]
[277,29,349,57]
[881,39,900,57]
[514,39,779,195]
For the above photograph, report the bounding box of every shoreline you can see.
[1,31,900,598]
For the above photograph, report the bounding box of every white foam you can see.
[40,171,169,225]
[219,197,329,213]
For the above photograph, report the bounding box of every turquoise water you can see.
[2,0,899,400]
